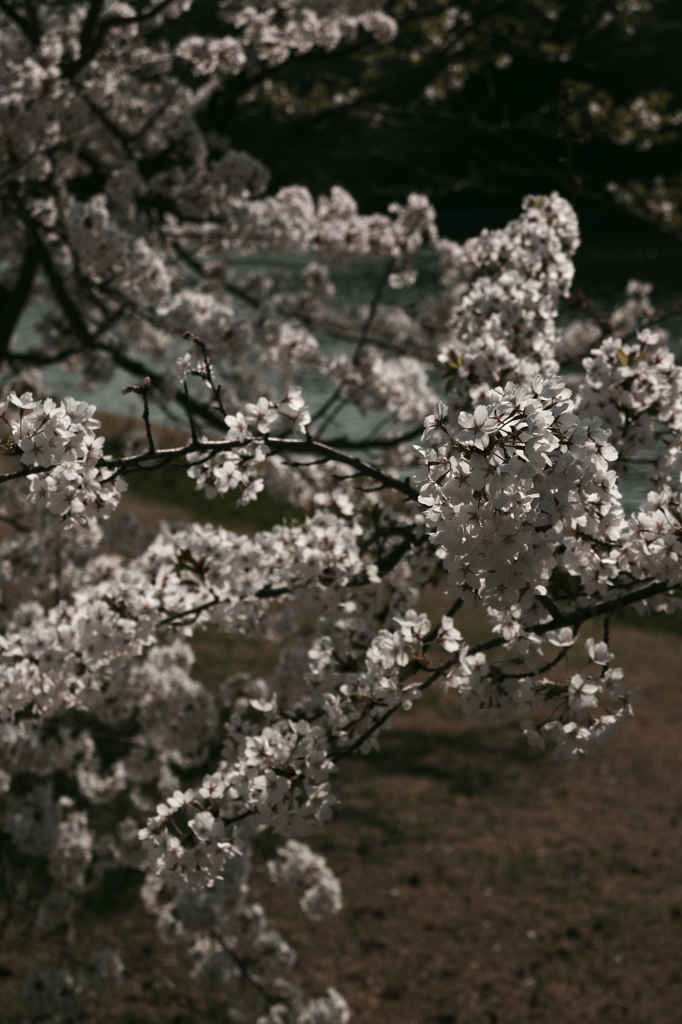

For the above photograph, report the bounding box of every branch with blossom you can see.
[0,4,681,1022]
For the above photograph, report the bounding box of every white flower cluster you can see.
[226,1,397,67]
[2,392,126,524]
[141,842,348,1024]
[219,186,438,266]
[438,193,580,400]
[620,486,682,589]
[182,384,312,504]
[328,350,439,424]
[133,600,463,891]
[66,194,172,305]
[0,511,370,723]
[578,330,682,457]
[417,376,621,613]
[444,633,634,759]
[268,839,343,920]
[1,379,317,524]
[0,504,369,1018]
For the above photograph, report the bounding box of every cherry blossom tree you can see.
[1,3,681,1022]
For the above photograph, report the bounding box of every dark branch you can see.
[0,243,39,360]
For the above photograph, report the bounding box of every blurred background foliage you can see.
[161,0,682,245]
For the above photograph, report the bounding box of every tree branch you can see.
[0,242,39,360]
[0,0,39,43]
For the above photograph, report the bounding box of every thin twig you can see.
[141,381,155,454]
[309,257,394,436]
[183,381,198,444]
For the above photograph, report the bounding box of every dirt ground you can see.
[250,615,682,1024]
[1,487,681,1024]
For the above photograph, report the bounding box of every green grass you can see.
[124,459,299,534]
[613,604,682,635]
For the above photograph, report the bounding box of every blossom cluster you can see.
[141,837,349,1023]
[578,329,682,458]
[437,193,580,400]
[417,376,622,612]
[183,384,313,504]
[3,392,126,523]
[444,631,635,760]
